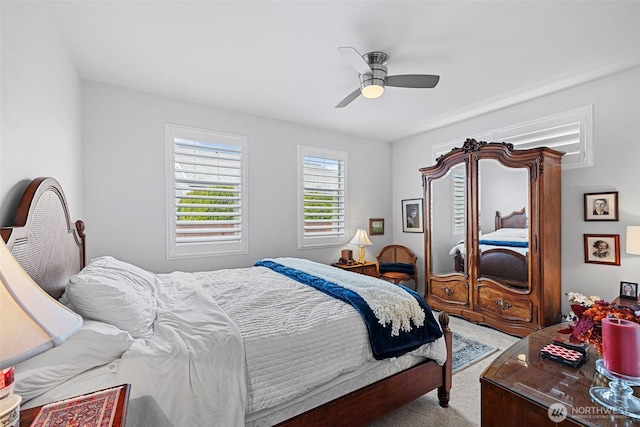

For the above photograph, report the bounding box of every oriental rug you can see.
[451,332,497,374]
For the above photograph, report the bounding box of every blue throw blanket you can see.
[480,239,528,248]
[254,259,442,360]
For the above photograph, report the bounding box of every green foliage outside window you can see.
[177,187,237,221]
[304,193,339,220]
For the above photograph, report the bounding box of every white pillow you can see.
[64,256,158,338]
[14,320,133,401]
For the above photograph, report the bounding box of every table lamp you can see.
[349,229,372,264]
[0,241,83,419]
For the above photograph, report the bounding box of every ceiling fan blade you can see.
[335,88,362,108]
[386,74,440,88]
[337,46,372,76]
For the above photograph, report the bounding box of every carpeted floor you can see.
[369,314,520,427]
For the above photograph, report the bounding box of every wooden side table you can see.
[20,384,131,426]
[480,324,638,426]
[612,295,640,307]
[331,261,378,277]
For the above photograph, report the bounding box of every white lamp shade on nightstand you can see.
[349,229,373,263]
[0,242,83,370]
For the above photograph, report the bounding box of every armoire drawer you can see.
[429,280,468,304]
[476,285,532,323]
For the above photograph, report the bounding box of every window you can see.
[451,173,466,235]
[432,106,593,169]
[166,124,247,258]
[298,146,347,249]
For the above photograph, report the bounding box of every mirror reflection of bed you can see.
[452,208,529,289]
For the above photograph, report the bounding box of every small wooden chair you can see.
[375,245,418,289]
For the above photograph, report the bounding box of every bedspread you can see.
[255,258,442,360]
[197,266,370,415]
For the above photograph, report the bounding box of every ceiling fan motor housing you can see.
[359,51,389,97]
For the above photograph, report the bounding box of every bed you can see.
[451,208,529,289]
[2,177,453,427]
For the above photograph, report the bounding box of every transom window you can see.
[432,106,593,169]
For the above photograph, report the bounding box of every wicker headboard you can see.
[494,207,527,230]
[1,177,85,299]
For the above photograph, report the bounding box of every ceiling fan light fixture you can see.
[361,82,385,99]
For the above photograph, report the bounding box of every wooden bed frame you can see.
[2,177,452,427]
[453,208,528,289]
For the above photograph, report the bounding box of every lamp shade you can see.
[627,226,640,255]
[349,229,372,246]
[0,242,82,370]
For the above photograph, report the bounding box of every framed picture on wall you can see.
[369,218,384,236]
[620,281,639,300]
[584,191,618,221]
[583,234,620,266]
[402,199,424,233]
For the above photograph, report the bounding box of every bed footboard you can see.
[478,248,528,288]
[437,311,452,407]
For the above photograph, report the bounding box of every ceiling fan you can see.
[335,46,440,108]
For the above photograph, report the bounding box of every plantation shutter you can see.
[298,146,348,248]
[452,173,466,235]
[303,156,345,237]
[166,124,247,258]
[495,107,591,168]
[432,106,592,169]
[497,122,581,166]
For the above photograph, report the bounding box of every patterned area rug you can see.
[451,332,497,373]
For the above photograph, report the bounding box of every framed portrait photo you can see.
[369,218,384,236]
[583,234,620,266]
[402,198,424,233]
[584,191,618,221]
[620,281,639,301]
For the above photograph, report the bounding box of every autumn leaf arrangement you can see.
[559,292,640,355]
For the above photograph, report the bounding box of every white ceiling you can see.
[46,1,640,142]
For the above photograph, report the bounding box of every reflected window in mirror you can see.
[452,173,465,236]
[430,163,467,277]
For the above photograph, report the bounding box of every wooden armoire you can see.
[421,139,563,337]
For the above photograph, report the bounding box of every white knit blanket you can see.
[268,258,425,336]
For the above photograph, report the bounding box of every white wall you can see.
[0,2,83,225]
[82,82,393,273]
[392,67,640,314]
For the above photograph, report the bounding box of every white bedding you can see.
[198,266,446,417]
[116,270,247,426]
[20,258,447,427]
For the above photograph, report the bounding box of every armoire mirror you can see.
[430,162,466,277]
[476,159,529,289]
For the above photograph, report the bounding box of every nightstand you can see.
[20,384,130,426]
[612,295,640,307]
[331,261,378,277]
